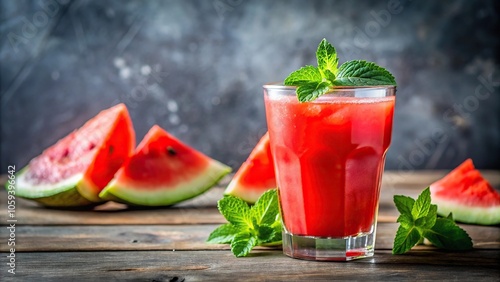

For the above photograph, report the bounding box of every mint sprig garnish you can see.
[207,189,282,257]
[392,187,473,254]
[335,60,397,86]
[316,39,338,79]
[284,38,396,102]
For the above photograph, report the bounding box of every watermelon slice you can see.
[99,125,231,206]
[14,104,135,207]
[224,132,276,203]
[430,158,500,225]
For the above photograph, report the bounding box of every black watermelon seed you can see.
[167,146,177,156]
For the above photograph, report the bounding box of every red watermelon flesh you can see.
[15,104,135,206]
[224,132,277,203]
[99,125,231,206]
[430,158,500,225]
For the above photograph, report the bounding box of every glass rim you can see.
[263,83,396,92]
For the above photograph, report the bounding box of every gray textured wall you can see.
[1,0,499,173]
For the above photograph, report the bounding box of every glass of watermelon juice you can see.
[263,84,396,261]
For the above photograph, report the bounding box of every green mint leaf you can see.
[411,187,432,220]
[392,188,473,255]
[251,189,282,245]
[284,65,322,86]
[424,218,473,251]
[333,60,396,86]
[324,69,336,83]
[396,213,414,230]
[252,217,283,247]
[421,204,438,229]
[392,225,422,255]
[316,38,338,78]
[251,189,280,226]
[414,217,427,228]
[394,195,415,216]
[207,223,239,244]
[208,189,283,257]
[266,220,283,244]
[297,81,332,103]
[270,231,282,244]
[231,232,258,257]
[256,224,275,243]
[283,39,397,102]
[217,195,252,229]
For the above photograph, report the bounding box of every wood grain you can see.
[5,169,500,226]
[0,186,402,225]
[2,250,498,281]
[1,222,498,253]
[0,171,499,281]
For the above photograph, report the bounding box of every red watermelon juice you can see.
[263,85,396,261]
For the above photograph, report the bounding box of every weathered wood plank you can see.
[1,223,498,253]
[2,250,498,281]
[1,202,226,225]
[0,171,498,225]
[0,186,401,225]
[0,171,497,281]
[0,187,223,225]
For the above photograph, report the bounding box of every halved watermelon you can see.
[14,104,135,207]
[99,125,231,206]
[224,132,276,203]
[430,158,500,225]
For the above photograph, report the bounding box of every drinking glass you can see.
[263,84,396,261]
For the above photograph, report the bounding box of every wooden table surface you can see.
[1,171,499,281]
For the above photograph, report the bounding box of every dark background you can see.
[1,0,499,173]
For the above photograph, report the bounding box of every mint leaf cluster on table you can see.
[392,187,473,254]
[207,189,282,257]
[284,38,397,102]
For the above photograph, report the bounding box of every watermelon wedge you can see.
[224,132,276,203]
[430,158,500,225]
[99,125,231,206]
[14,104,135,207]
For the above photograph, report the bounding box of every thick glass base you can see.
[282,230,375,261]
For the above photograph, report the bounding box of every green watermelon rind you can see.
[77,174,107,203]
[99,160,231,206]
[432,197,500,226]
[34,187,96,208]
[224,180,273,204]
[13,167,95,207]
